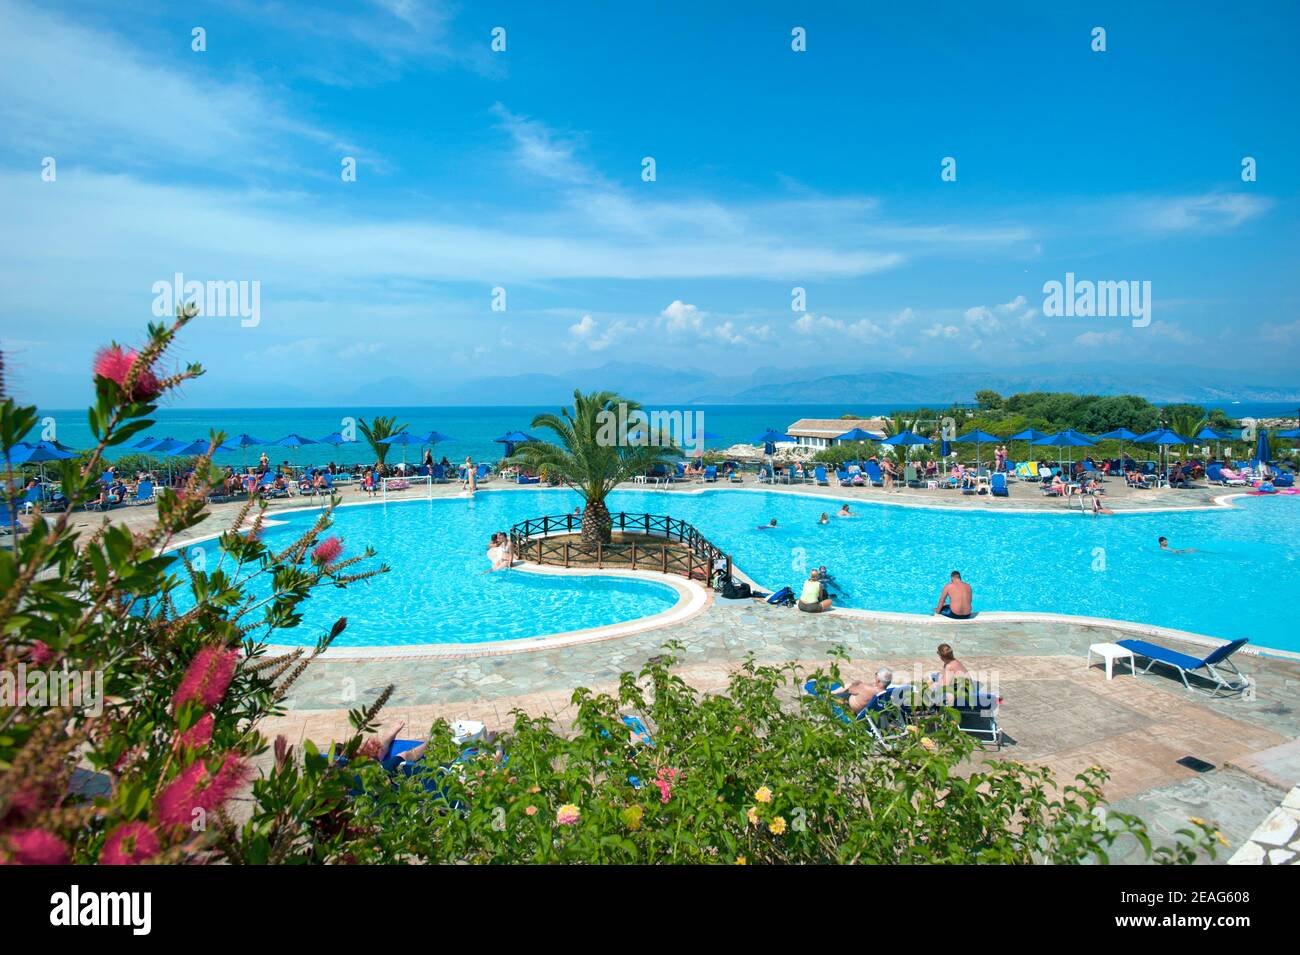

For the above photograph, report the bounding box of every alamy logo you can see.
[152,272,261,327]
[595,404,706,455]
[50,885,151,935]
[1042,272,1151,328]
[1,664,103,716]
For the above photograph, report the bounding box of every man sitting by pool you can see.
[798,568,833,613]
[933,570,973,619]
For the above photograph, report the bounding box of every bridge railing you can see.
[508,511,732,583]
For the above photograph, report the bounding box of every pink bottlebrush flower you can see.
[3,785,45,823]
[27,641,52,665]
[172,646,239,711]
[653,767,682,804]
[312,536,344,566]
[92,345,162,401]
[174,712,215,751]
[157,754,251,829]
[0,828,70,865]
[273,735,291,771]
[100,822,160,865]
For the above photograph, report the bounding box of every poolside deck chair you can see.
[703,465,718,482]
[1115,637,1251,696]
[814,465,829,486]
[728,467,744,483]
[863,461,884,487]
[990,472,1009,497]
[0,509,26,535]
[904,464,923,488]
[836,469,852,486]
[475,463,492,482]
[126,481,155,505]
[1209,465,1247,486]
[802,679,906,747]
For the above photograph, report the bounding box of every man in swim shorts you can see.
[1158,536,1194,554]
[934,570,973,619]
[798,569,833,613]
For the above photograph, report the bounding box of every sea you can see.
[33,402,1300,467]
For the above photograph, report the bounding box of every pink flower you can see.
[312,536,344,566]
[27,641,51,665]
[92,345,161,401]
[172,646,239,711]
[174,713,215,751]
[524,806,538,816]
[157,753,251,829]
[651,768,681,805]
[0,828,69,865]
[555,804,581,826]
[100,822,160,865]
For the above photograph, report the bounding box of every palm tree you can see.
[357,415,409,467]
[508,390,680,544]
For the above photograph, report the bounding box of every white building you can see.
[785,417,888,449]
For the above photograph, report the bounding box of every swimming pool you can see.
[173,493,682,648]
[174,488,1298,652]
[601,487,1298,653]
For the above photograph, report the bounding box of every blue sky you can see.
[1,0,1296,406]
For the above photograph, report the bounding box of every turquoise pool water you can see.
[174,488,1298,652]
[602,488,1297,653]
[173,493,681,647]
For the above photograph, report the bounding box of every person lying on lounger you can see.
[841,667,894,715]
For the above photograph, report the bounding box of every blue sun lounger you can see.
[1115,637,1250,696]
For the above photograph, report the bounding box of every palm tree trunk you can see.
[581,498,612,544]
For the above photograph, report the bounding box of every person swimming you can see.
[758,518,778,530]
[1158,536,1195,554]
[818,512,830,525]
[837,504,853,517]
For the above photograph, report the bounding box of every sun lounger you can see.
[1211,465,1248,486]
[863,461,884,487]
[990,472,1009,497]
[802,679,904,746]
[1115,637,1250,696]
[703,465,718,482]
[126,481,155,505]
[814,465,829,486]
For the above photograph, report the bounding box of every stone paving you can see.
[1229,785,1300,865]
[262,596,1300,864]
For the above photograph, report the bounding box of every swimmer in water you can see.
[837,504,853,517]
[758,518,778,530]
[1158,536,1195,554]
[818,512,830,525]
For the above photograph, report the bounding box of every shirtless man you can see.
[934,570,973,619]
[844,667,894,715]
[1158,536,1194,554]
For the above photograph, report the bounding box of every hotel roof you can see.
[786,417,888,437]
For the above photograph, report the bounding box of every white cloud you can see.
[1134,193,1271,232]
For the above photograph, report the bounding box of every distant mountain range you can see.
[335,361,1299,407]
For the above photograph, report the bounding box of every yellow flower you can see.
[1188,816,1207,827]
[754,786,773,804]
[1214,830,1230,848]
[620,806,644,831]
[768,816,787,836]
[734,855,747,865]
[920,737,937,753]
[747,806,760,827]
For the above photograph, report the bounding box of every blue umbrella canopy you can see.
[953,429,1000,444]
[752,429,789,444]
[146,437,190,455]
[425,431,455,444]
[1254,429,1271,467]
[272,433,320,447]
[836,427,884,442]
[317,432,353,446]
[1135,428,1190,446]
[9,441,77,464]
[1195,426,1227,441]
[130,436,160,450]
[229,433,269,448]
[1033,431,1095,473]
[881,431,930,446]
[1009,428,1050,441]
[173,438,241,456]
[493,430,538,444]
[1097,428,1138,440]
